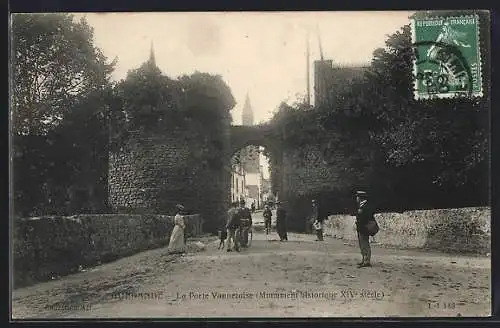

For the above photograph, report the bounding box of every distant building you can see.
[230,161,246,203]
[260,172,272,206]
[314,60,334,108]
[238,93,263,208]
[240,94,260,173]
[314,59,368,108]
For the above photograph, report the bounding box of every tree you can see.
[269,11,489,210]
[110,60,236,171]
[11,13,116,135]
[11,14,116,216]
[177,72,235,124]
[111,58,181,136]
[327,13,489,208]
[367,21,488,189]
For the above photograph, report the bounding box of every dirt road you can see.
[12,222,490,318]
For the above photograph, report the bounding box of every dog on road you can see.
[217,230,227,250]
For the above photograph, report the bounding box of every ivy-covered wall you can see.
[275,134,369,232]
[107,63,235,234]
[266,11,490,232]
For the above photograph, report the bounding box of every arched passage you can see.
[228,124,282,208]
[229,124,278,156]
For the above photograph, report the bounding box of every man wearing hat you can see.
[311,199,326,241]
[276,201,288,241]
[263,204,272,235]
[226,201,241,252]
[239,199,253,248]
[355,190,373,267]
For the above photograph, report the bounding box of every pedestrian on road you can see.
[311,199,326,241]
[226,201,241,252]
[263,205,273,235]
[239,199,253,248]
[251,202,256,213]
[276,201,288,241]
[167,204,186,254]
[355,190,377,267]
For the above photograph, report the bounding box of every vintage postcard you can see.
[10,11,490,319]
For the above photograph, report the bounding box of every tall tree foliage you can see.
[359,16,489,192]
[110,63,236,169]
[269,11,489,210]
[11,13,116,135]
[12,13,115,217]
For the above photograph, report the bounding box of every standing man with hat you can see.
[276,201,288,241]
[239,199,253,248]
[355,190,375,267]
[263,204,273,235]
[311,199,326,241]
[226,201,241,252]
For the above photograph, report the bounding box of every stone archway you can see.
[228,124,283,206]
[229,124,278,156]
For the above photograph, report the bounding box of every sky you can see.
[77,11,414,179]
[79,11,413,125]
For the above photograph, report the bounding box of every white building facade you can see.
[231,162,247,203]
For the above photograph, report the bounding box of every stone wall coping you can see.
[16,213,203,222]
[327,206,491,219]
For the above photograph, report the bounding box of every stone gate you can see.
[229,124,278,156]
[108,121,361,234]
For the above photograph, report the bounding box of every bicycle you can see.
[239,219,253,248]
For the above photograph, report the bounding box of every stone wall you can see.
[324,207,490,255]
[108,127,229,233]
[278,141,364,231]
[109,130,192,213]
[13,214,204,289]
[282,145,339,197]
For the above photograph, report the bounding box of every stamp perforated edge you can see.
[410,14,483,100]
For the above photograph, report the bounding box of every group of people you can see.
[261,201,288,241]
[225,199,289,252]
[225,199,252,252]
[167,190,378,268]
[307,191,377,267]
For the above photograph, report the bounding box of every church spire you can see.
[242,93,254,126]
[149,40,156,66]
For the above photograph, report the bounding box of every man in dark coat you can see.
[263,205,272,235]
[276,201,288,241]
[355,190,373,267]
[239,199,252,248]
[311,199,326,241]
[226,201,241,252]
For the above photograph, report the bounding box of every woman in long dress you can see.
[167,204,186,254]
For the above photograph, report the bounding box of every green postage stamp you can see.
[411,15,483,100]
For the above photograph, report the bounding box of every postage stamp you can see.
[411,15,483,100]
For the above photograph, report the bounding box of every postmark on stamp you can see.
[411,15,483,100]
